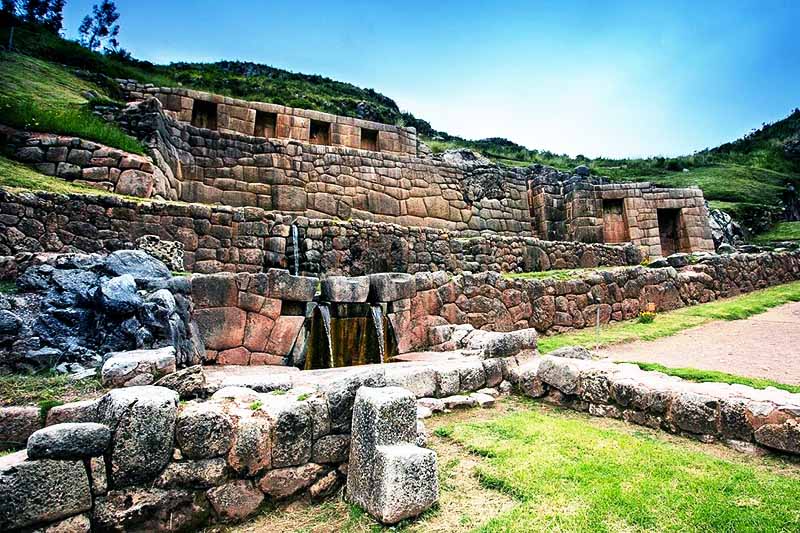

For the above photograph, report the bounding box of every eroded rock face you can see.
[98,386,179,488]
[93,487,210,532]
[1,251,204,373]
[175,402,235,459]
[101,346,177,387]
[320,276,370,303]
[206,480,264,523]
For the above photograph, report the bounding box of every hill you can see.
[1,21,798,236]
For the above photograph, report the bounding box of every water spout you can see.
[318,303,334,368]
[370,304,385,364]
[291,224,300,275]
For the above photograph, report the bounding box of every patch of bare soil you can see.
[601,302,800,385]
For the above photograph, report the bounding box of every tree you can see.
[2,0,64,33]
[79,0,120,52]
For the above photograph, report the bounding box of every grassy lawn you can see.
[503,267,606,281]
[753,221,800,243]
[215,398,800,533]
[628,363,800,395]
[0,372,105,408]
[0,154,116,195]
[0,52,144,154]
[538,280,800,353]
[441,401,800,532]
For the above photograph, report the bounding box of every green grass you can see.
[0,154,115,195]
[753,222,800,243]
[442,402,800,532]
[0,52,144,154]
[627,362,800,395]
[0,280,16,294]
[0,371,105,407]
[538,280,800,353]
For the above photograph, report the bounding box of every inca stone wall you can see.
[528,168,715,256]
[116,96,533,235]
[2,127,177,200]
[0,189,642,276]
[397,250,800,351]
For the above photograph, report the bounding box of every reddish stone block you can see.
[264,316,305,356]
[192,273,239,308]
[260,298,282,319]
[194,307,246,350]
[250,353,285,365]
[217,347,250,365]
[242,313,274,352]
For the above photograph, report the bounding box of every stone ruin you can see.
[0,83,798,531]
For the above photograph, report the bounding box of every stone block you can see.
[194,306,247,351]
[368,273,417,302]
[97,386,179,488]
[0,452,92,531]
[268,268,318,301]
[176,401,235,459]
[101,346,177,387]
[27,422,111,460]
[0,406,42,450]
[320,275,370,302]
[257,463,326,499]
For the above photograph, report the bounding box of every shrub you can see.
[638,311,656,324]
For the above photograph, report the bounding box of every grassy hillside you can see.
[1,21,798,236]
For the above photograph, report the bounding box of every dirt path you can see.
[600,301,800,384]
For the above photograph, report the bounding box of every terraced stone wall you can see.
[399,250,800,350]
[0,190,640,275]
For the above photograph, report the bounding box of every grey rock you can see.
[575,165,591,176]
[227,413,272,477]
[27,422,111,459]
[0,453,92,531]
[320,275,369,302]
[135,235,185,272]
[154,364,206,399]
[470,392,496,408]
[754,419,800,454]
[101,346,177,387]
[549,345,593,360]
[323,368,386,432]
[0,309,21,335]
[156,458,229,489]
[368,272,416,302]
[268,268,318,302]
[98,386,179,487]
[99,274,143,315]
[538,356,581,395]
[262,395,313,468]
[369,444,439,524]
[175,401,235,459]
[442,395,477,409]
[312,434,350,464]
[385,365,437,398]
[669,391,719,435]
[206,480,264,523]
[104,249,172,283]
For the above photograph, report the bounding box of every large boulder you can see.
[98,274,143,315]
[0,452,92,531]
[104,249,172,284]
[98,386,179,487]
[26,422,111,460]
[175,401,235,459]
[268,269,318,302]
[101,346,177,387]
[154,364,206,399]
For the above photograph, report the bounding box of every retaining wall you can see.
[0,189,640,275]
[398,250,800,351]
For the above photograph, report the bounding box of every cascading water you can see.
[291,224,300,275]
[318,303,333,368]
[369,304,385,364]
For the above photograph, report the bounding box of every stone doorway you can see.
[191,100,218,130]
[602,199,629,244]
[657,208,683,256]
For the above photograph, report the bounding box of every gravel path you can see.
[600,301,800,385]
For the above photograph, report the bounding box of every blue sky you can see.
[62,0,800,158]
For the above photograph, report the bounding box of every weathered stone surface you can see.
[39,513,91,532]
[309,470,340,500]
[154,364,206,399]
[320,275,370,302]
[98,274,143,315]
[101,346,177,387]
[347,386,438,524]
[262,395,313,467]
[324,368,387,432]
[156,458,229,489]
[385,365,437,398]
[268,268,318,302]
[370,444,439,524]
[0,452,92,531]
[93,487,209,532]
[227,413,272,476]
[104,249,172,283]
[670,391,719,435]
[206,480,264,522]
[549,345,593,360]
[98,386,179,487]
[312,434,351,464]
[754,419,800,454]
[46,400,100,426]
[369,273,416,302]
[257,462,326,499]
[537,356,582,395]
[27,422,110,459]
[470,392,496,408]
[176,401,235,459]
[0,405,42,449]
